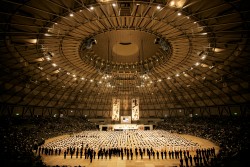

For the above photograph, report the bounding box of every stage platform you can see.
[99,124,153,131]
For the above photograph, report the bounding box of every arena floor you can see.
[40,133,219,167]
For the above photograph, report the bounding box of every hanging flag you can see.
[112,98,120,121]
[132,98,139,120]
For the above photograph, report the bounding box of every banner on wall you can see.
[131,98,139,120]
[112,98,120,121]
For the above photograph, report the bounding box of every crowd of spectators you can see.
[157,116,250,166]
[0,116,97,167]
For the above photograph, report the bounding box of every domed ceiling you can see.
[0,0,249,116]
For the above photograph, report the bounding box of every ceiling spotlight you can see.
[177,12,181,16]
[52,63,57,67]
[201,55,207,60]
[195,62,200,66]
[69,13,74,17]
[170,1,175,6]
[136,3,140,6]
[44,33,51,36]
[90,6,94,10]
[176,74,180,77]
[112,3,116,7]
[167,77,171,80]
[157,6,161,9]
[45,56,51,61]
[81,77,85,80]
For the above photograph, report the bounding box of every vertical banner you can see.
[112,98,120,121]
[132,98,139,121]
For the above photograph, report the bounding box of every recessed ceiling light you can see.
[52,63,57,67]
[201,55,207,60]
[44,33,51,36]
[178,12,181,16]
[157,6,161,9]
[195,62,200,66]
[69,13,74,17]
[112,3,116,7]
[170,1,175,6]
[45,57,51,61]
[209,65,214,69]
[90,6,94,10]
[213,48,225,52]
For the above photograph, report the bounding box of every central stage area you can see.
[99,124,153,131]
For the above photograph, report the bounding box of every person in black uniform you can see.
[94,150,96,159]
[171,150,174,159]
[189,155,193,166]
[180,150,182,159]
[121,150,123,160]
[185,156,189,167]
[80,149,83,158]
[180,158,183,167]
[64,150,66,159]
[90,150,93,163]
[135,150,138,159]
